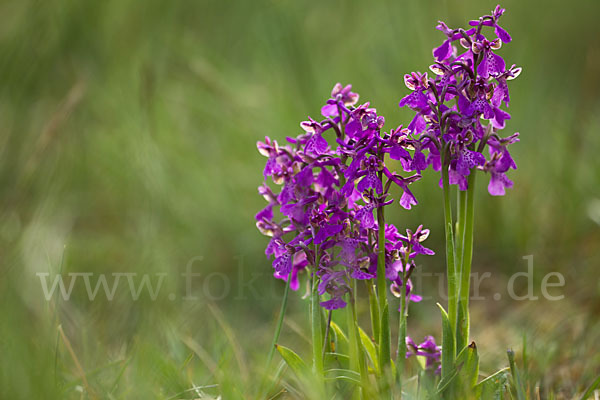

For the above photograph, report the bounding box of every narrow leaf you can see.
[330,321,349,349]
[464,342,479,389]
[437,367,460,394]
[456,299,466,352]
[507,349,526,400]
[475,367,510,388]
[475,367,510,399]
[437,303,455,382]
[358,326,379,374]
[368,282,380,343]
[324,375,362,385]
[579,374,600,400]
[324,352,350,365]
[325,368,361,379]
[276,344,308,379]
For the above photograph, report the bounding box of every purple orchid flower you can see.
[469,5,512,43]
[472,38,505,78]
[321,83,359,117]
[406,336,442,374]
[398,225,435,258]
[398,5,520,195]
[257,83,429,309]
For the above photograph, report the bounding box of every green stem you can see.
[455,189,467,351]
[346,290,368,399]
[459,172,476,346]
[353,280,370,398]
[322,309,332,361]
[259,269,292,398]
[366,280,380,345]
[376,205,390,370]
[376,207,387,314]
[396,245,411,389]
[311,264,324,377]
[441,155,458,352]
[397,279,407,391]
[345,294,359,370]
[376,203,393,398]
[456,189,467,269]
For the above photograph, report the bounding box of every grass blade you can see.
[579,374,600,400]
[507,349,526,400]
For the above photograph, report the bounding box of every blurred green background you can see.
[1,0,599,398]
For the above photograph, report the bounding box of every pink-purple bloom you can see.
[256,84,433,309]
[406,336,442,374]
[398,5,521,195]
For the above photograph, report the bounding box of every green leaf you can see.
[368,283,380,344]
[439,341,479,397]
[344,297,365,399]
[475,367,510,399]
[437,367,460,394]
[310,277,324,376]
[390,358,396,382]
[476,367,510,387]
[437,303,455,382]
[463,342,479,389]
[325,368,361,379]
[276,344,308,379]
[324,350,350,371]
[456,299,466,352]
[324,352,350,365]
[330,321,349,350]
[324,375,362,385]
[358,326,379,374]
[450,341,480,396]
[579,374,600,400]
[437,342,465,396]
[329,318,339,355]
[507,349,526,400]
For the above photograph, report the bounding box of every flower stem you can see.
[366,280,380,345]
[311,262,324,377]
[456,188,467,351]
[441,156,458,355]
[376,190,388,314]
[458,172,476,347]
[354,280,370,398]
[376,202,392,398]
[322,309,333,361]
[376,204,390,368]
[346,289,368,399]
[456,189,467,269]
[396,275,407,391]
[259,269,292,398]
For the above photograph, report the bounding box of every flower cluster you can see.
[256,84,433,309]
[398,5,521,195]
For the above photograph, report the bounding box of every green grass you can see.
[1,0,599,398]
